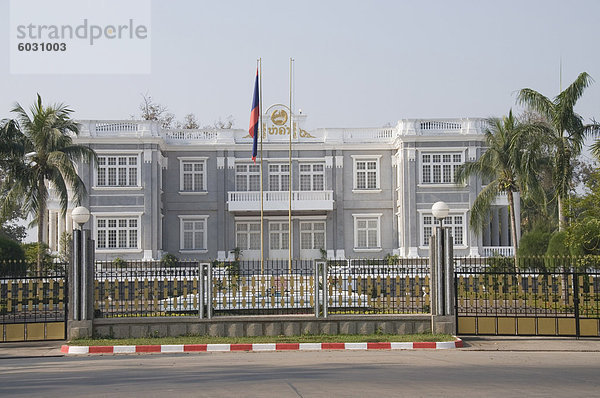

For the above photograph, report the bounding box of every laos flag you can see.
[249,69,259,162]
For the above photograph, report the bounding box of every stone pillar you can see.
[68,228,95,339]
[48,211,57,251]
[57,213,66,253]
[429,226,457,335]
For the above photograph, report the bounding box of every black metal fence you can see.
[0,261,67,342]
[93,258,432,318]
[455,256,600,336]
[325,258,430,315]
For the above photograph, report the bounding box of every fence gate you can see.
[1,267,67,342]
[455,257,600,337]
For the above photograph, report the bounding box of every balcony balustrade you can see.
[227,190,334,212]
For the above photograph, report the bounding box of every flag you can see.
[249,69,259,162]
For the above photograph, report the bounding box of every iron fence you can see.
[325,258,430,314]
[455,256,600,336]
[0,261,67,342]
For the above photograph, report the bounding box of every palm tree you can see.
[455,111,548,267]
[517,72,594,231]
[0,95,96,275]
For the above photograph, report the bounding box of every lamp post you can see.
[71,206,90,321]
[430,201,454,318]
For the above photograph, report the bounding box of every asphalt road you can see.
[1,349,599,397]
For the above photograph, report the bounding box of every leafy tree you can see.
[138,94,175,129]
[517,72,596,231]
[456,110,549,266]
[0,95,96,275]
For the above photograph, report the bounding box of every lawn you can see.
[71,333,455,346]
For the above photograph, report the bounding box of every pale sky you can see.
[1,0,599,133]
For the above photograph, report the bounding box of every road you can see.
[1,348,599,397]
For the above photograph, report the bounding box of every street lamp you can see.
[71,206,90,322]
[430,201,454,319]
[431,201,449,225]
[72,206,90,228]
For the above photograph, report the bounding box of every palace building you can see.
[44,105,519,261]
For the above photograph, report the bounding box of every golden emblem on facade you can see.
[270,109,288,126]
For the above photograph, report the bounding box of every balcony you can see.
[482,246,514,257]
[227,191,334,212]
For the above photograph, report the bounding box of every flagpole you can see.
[259,58,264,275]
[288,57,293,274]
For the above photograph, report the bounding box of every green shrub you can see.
[112,257,127,268]
[545,231,569,257]
[21,242,54,273]
[517,230,552,257]
[161,253,178,267]
[566,217,600,256]
[0,236,26,276]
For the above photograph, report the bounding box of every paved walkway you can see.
[3,336,600,358]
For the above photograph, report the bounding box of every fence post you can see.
[314,260,320,318]
[322,261,328,318]
[68,228,95,339]
[429,225,456,335]
[198,262,204,319]
[206,262,213,319]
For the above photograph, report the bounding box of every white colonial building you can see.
[43,105,518,261]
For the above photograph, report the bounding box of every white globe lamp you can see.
[72,206,90,228]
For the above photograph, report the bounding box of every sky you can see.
[1,0,599,135]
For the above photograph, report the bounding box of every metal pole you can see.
[72,228,80,321]
[259,57,264,275]
[444,227,454,316]
[435,225,445,315]
[198,262,204,319]
[81,229,89,320]
[322,261,328,318]
[314,261,320,318]
[206,262,213,319]
[288,57,293,274]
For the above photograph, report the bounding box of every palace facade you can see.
[44,105,518,261]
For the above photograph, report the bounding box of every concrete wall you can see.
[93,315,432,339]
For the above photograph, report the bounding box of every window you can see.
[354,158,379,190]
[421,153,462,184]
[422,214,465,246]
[353,215,381,249]
[96,217,138,249]
[97,155,139,187]
[180,217,208,251]
[235,164,261,191]
[236,222,261,250]
[269,164,290,191]
[269,222,289,250]
[300,163,324,191]
[300,221,325,250]
[180,160,206,192]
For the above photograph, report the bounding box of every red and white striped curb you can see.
[61,338,462,354]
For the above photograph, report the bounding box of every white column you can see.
[66,209,73,233]
[58,214,66,252]
[513,192,521,242]
[48,211,57,251]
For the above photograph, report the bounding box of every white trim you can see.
[178,191,208,196]
[419,212,467,248]
[352,156,381,190]
[95,153,142,188]
[93,214,142,251]
[92,186,144,191]
[352,213,382,250]
[179,157,207,193]
[179,215,209,251]
[92,211,144,217]
[352,189,382,194]
[419,150,464,185]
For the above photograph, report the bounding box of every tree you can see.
[138,94,175,129]
[181,113,199,129]
[0,95,96,275]
[517,72,595,231]
[455,110,548,266]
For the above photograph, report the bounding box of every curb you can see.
[61,338,463,354]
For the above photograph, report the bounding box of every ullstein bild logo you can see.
[10,0,151,74]
[15,19,149,46]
